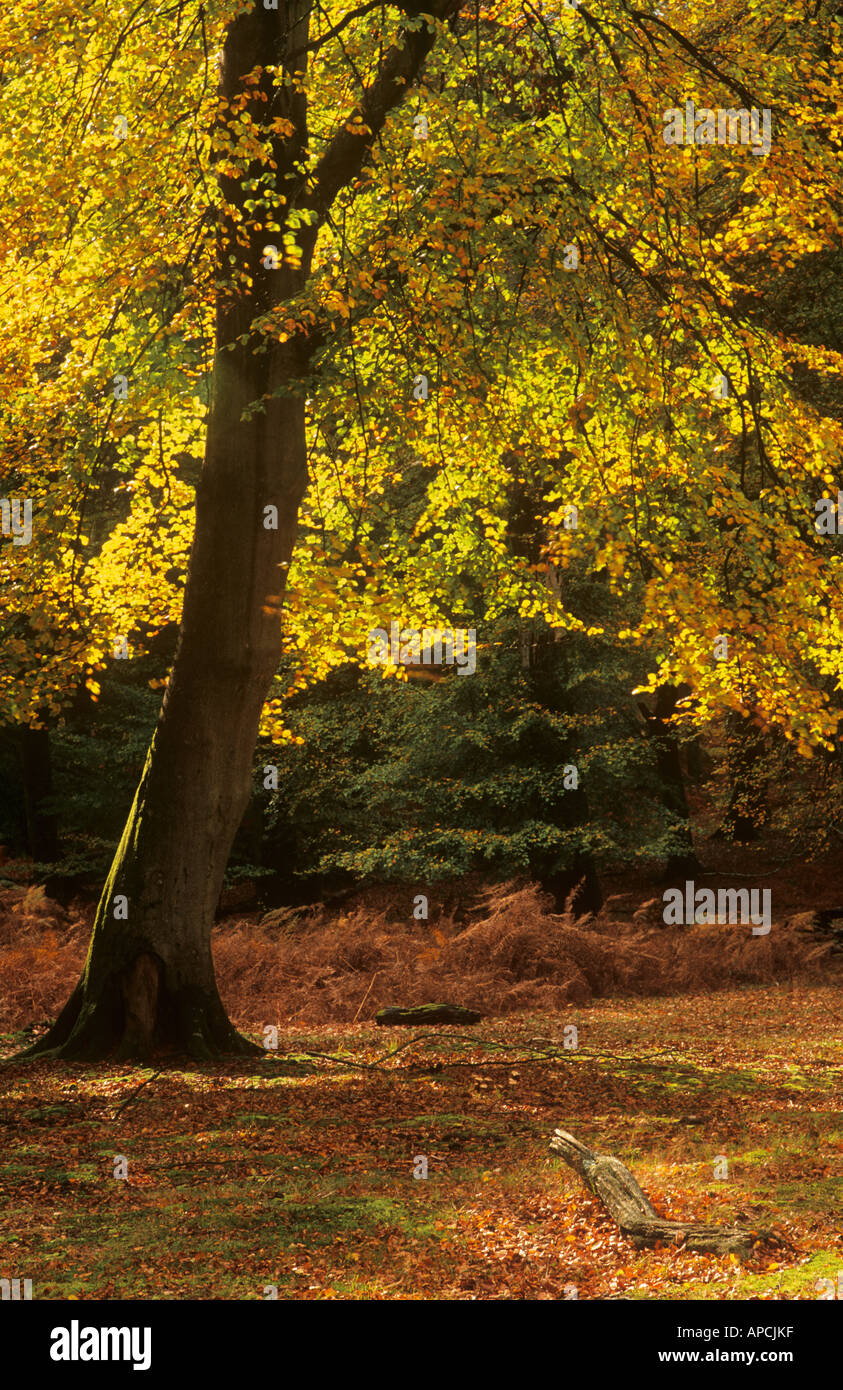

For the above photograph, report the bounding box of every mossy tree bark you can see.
[20,0,464,1063]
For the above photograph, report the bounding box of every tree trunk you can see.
[549,1129,772,1259]
[20,0,464,1063]
[505,470,602,917]
[21,3,317,1063]
[715,710,767,843]
[541,849,603,918]
[19,356,309,1060]
[639,683,702,878]
[19,718,60,863]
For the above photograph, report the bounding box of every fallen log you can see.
[549,1128,772,1259]
[375,1003,484,1026]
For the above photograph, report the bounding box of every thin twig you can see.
[112,1068,162,1119]
[352,971,379,1024]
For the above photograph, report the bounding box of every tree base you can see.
[711,815,762,844]
[13,956,262,1064]
[542,864,603,917]
[662,853,704,880]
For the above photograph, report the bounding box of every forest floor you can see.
[1,984,841,1300]
[1,853,841,1300]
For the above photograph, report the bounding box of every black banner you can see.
[2,1297,837,1380]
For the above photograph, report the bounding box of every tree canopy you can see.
[1,0,841,752]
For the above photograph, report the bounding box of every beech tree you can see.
[19,0,468,1059]
[3,0,841,1059]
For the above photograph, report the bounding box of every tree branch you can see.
[306,0,466,224]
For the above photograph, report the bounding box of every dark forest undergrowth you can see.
[0,866,840,1033]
